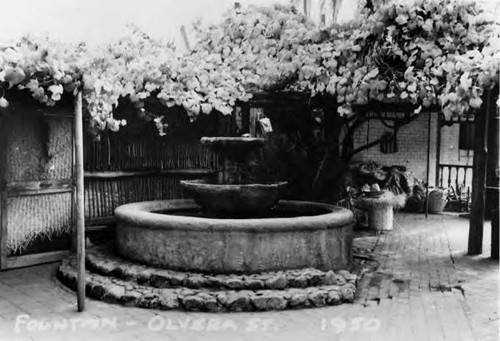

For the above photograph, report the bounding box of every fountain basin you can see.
[180,179,288,214]
[115,199,354,274]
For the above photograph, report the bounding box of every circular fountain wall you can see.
[115,199,354,274]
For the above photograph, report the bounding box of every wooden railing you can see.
[438,164,473,189]
[437,163,473,211]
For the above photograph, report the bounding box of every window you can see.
[459,123,475,150]
[380,132,398,154]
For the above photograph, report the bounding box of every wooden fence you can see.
[83,107,227,227]
[0,97,229,267]
[0,101,74,268]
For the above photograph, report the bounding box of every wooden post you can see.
[485,94,499,220]
[425,111,432,218]
[496,64,500,260]
[486,86,499,259]
[435,112,442,190]
[74,91,86,311]
[71,105,77,252]
[468,90,491,255]
[0,122,8,270]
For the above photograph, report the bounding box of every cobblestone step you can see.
[58,258,357,312]
[86,244,357,291]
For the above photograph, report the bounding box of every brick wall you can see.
[352,111,439,186]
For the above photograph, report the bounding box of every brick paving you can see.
[0,213,497,341]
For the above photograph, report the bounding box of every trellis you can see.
[0,97,75,270]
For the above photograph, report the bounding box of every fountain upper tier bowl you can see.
[200,136,265,162]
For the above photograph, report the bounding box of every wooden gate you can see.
[0,102,74,269]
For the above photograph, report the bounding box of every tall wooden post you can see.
[425,111,432,218]
[74,91,86,311]
[435,113,442,189]
[486,86,499,259]
[468,90,491,255]
[0,121,8,270]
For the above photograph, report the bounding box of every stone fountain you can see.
[115,136,354,273]
[58,135,358,312]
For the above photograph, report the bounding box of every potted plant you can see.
[358,184,406,231]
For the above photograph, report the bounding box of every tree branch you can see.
[341,111,422,161]
[345,134,391,160]
[341,115,367,158]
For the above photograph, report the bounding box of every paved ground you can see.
[0,213,497,341]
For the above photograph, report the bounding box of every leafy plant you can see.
[0,0,498,136]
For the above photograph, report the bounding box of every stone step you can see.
[58,259,356,312]
[86,245,357,291]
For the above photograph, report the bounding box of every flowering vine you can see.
[0,0,498,136]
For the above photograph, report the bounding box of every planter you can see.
[428,189,448,213]
[368,205,394,231]
[358,191,406,231]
